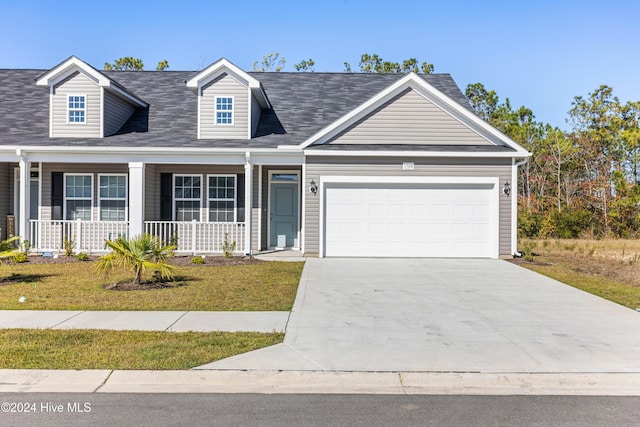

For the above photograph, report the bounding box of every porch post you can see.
[128,162,145,238]
[244,153,252,256]
[17,150,30,245]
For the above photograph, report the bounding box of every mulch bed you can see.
[4,254,263,267]
[506,257,552,267]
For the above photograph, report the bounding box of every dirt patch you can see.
[104,280,186,291]
[11,255,263,267]
[507,258,553,267]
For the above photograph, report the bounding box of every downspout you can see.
[512,157,529,257]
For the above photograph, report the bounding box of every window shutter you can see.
[236,174,245,222]
[160,173,173,221]
[51,172,63,220]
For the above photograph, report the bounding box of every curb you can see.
[2,369,640,395]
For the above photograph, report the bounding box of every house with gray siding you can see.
[0,56,530,258]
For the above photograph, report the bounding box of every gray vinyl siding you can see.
[51,72,101,138]
[144,164,157,221]
[40,163,128,221]
[103,91,136,136]
[200,73,249,139]
[0,163,11,239]
[250,95,262,138]
[304,157,511,256]
[329,89,492,146]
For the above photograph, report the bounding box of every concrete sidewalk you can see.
[2,369,640,395]
[0,310,289,333]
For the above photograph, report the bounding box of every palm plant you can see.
[95,234,176,286]
[0,236,20,259]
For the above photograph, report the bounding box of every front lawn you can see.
[0,260,304,311]
[515,238,640,309]
[0,329,283,369]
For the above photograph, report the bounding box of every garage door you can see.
[323,182,497,258]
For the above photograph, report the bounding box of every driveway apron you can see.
[198,258,640,372]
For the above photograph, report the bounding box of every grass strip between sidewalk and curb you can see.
[0,329,284,370]
[0,261,304,311]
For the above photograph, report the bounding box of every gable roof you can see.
[186,58,270,108]
[35,56,148,107]
[0,65,525,156]
[297,72,528,156]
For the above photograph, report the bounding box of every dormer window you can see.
[68,95,86,123]
[215,96,233,125]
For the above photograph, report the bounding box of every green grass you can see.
[0,329,283,369]
[0,261,304,311]
[522,261,640,309]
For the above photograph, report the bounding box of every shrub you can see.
[76,252,89,261]
[63,235,75,257]
[12,252,28,263]
[191,255,205,265]
[222,233,236,258]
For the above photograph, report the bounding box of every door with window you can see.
[269,172,300,248]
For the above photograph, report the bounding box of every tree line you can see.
[105,54,640,238]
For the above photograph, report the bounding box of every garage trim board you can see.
[319,176,500,258]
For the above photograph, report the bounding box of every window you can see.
[208,175,236,222]
[215,96,233,125]
[65,174,92,220]
[68,95,86,123]
[99,174,127,221]
[174,175,201,221]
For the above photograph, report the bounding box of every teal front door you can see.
[270,182,299,248]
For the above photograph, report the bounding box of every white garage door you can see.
[323,182,497,258]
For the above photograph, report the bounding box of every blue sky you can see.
[2,0,638,130]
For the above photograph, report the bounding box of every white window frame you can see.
[98,173,128,221]
[173,174,203,222]
[207,174,237,222]
[63,173,93,221]
[67,94,87,124]
[214,96,234,125]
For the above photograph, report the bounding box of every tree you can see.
[357,53,433,74]
[104,57,145,71]
[95,234,176,286]
[155,60,170,71]
[465,83,499,122]
[343,62,352,73]
[252,53,286,72]
[294,59,315,72]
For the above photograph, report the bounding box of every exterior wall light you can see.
[503,181,511,197]
[310,180,318,195]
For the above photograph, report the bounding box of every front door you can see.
[269,173,299,248]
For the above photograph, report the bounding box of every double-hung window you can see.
[99,174,127,221]
[68,95,86,123]
[174,175,201,221]
[215,96,233,125]
[65,174,92,220]
[208,175,236,222]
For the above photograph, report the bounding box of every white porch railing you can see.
[29,220,129,253]
[144,220,245,254]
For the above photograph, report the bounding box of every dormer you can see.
[36,56,148,138]
[186,58,270,140]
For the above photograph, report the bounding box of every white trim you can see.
[185,58,270,109]
[197,87,202,139]
[512,157,528,256]
[99,87,104,137]
[301,161,306,254]
[63,173,94,221]
[206,174,238,222]
[244,154,252,255]
[318,175,500,259]
[267,170,301,249]
[247,87,252,140]
[49,87,53,138]
[172,174,203,222]
[257,164,263,250]
[36,56,147,107]
[303,149,522,158]
[214,95,234,126]
[297,72,530,156]
[66,94,87,125]
[97,173,128,221]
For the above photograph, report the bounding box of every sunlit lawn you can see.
[0,261,304,311]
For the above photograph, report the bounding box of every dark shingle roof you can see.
[0,69,477,149]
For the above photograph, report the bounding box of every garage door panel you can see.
[324,182,496,258]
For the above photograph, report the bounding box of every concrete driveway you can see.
[198,258,640,372]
